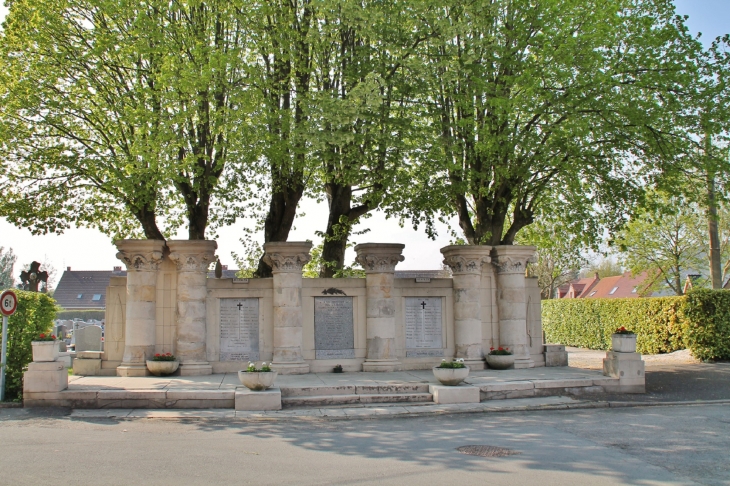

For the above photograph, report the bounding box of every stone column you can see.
[440,245,491,370]
[354,243,405,372]
[263,241,312,375]
[491,245,537,369]
[168,240,217,376]
[115,239,165,377]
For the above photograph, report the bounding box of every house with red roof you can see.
[559,272,651,299]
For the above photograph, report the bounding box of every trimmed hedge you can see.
[3,291,58,401]
[542,290,730,361]
[55,309,106,321]
[542,296,688,355]
[682,290,730,361]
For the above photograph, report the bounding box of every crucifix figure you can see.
[20,261,49,292]
[420,301,427,309]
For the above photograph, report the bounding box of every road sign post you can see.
[1,290,18,402]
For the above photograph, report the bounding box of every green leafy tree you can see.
[616,195,706,295]
[516,214,587,299]
[0,0,260,241]
[405,0,702,249]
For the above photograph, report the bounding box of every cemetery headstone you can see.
[75,325,103,352]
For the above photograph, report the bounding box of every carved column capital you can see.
[354,243,405,274]
[167,240,218,273]
[262,241,312,273]
[440,245,492,275]
[114,239,166,272]
[491,245,537,275]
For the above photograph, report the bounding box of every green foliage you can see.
[3,290,58,401]
[517,215,587,298]
[682,290,730,361]
[542,297,688,354]
[615,192,706,295]
[437,359,466,369]
[406,0,705,248]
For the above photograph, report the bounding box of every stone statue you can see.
[19,261,49,292]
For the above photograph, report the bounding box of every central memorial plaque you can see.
[405,297,443,357]
[314,297,355,359]
[219,298,259,361]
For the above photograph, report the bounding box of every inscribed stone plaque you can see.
[405,297,443,357]
[314,297,355,359]
[219,298,259,361]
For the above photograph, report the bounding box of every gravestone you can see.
[75,325,103,352]
[314,297,355,359]
[220,298,259,361]
[405,297,443,357]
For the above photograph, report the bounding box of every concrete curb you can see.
[0,402,23,409]
[58,397,730,422]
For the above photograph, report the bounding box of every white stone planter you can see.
[146,360,180,376]
[238,371,278,391]
[486,354,515,370]
[31,341,59,362]
[612,334,637,353]
[432,366,470,386]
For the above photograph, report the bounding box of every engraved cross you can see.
[420,301,427,309]
[237,302,243,310]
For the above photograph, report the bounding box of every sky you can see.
[0,0,728,277]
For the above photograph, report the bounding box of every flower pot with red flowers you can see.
[31,333,60,362]
[146,353,180,376]
[486,347,514,370]
[611,327,637,353]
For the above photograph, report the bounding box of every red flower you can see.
[498,347,504,351]
[155,353,160,357]
[39,333,45,338]
[51,335,56,339]
[490,347,495,351]
[166,352,172,356]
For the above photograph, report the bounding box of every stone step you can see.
[280,383,429,398]
[282,392,433,408]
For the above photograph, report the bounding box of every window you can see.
[589,291,597,297]
[632,287,638,293]
[609,287,619,295]
[76,294,83,299]
[92,294,102,301]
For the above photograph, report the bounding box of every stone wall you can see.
[102,241,548,375]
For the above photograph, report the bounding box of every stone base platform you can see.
[24,366,631,409]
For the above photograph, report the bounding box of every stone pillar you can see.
[491,245,537,369]
[441,245,491,370]
[263,241,312,375]
[354,243,404,372]
[168,240,217,376]
[115,239,165,377]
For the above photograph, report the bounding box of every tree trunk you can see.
[320,183,354,278]
[254,184,304,278]
[706,171,723,289]
[135,206,165,241]
[187,197,210,240]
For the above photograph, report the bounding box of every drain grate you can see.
[456,445,521,457]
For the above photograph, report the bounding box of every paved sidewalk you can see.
[66,366,612,391]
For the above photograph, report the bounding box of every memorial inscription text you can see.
[219,298,259,361]
[405,297,443,357]
[314,297,355,359]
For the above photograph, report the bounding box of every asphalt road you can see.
[1,404,728,485]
